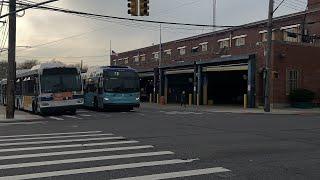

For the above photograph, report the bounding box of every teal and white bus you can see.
[11,62,84,115]
[83,66,140,111]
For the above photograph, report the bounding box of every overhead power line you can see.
[0,0,59,19]
[4,0,235,28]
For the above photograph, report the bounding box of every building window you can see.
[177,46,186,55]
[191,46,199,53]
[164,49,171,55]
[281,24,301,43]
[113,60,117,65]
[259,30,276,42]
[124,58,129,64]
[133,56,139,63]
[140,54,146,62]
[235,38,245,46]
[218,38,230,49]
[286,69,300,95]
[152,52,159,59]
[199,42,208,52]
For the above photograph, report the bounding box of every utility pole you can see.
[264,0,274,112]
[212,0,216,32]
[159,24,162,67]
[6,0,16,119]
[158,24,162,100]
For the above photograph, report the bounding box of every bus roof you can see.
[16,62,79,78]
[84,66,136,79]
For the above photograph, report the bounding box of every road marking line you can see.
[0,150,174,170]
[0,133,114,142]
[112,167,231,180]
[0,145,155,160]
[77,110,90,113]
[0,140,139,153]
[0,136,125,147]
[49,116,64,121]
[63,115,83,119]
[79,114,92,117]
[0,159,197,180]
[0,131,101,139]
[0,122,46,126]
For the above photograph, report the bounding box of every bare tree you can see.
[0,61,8,79]
[70,63,88,73]
[17,60,39,70]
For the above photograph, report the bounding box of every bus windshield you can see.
[41,69,82,93]
[103,70,139,93]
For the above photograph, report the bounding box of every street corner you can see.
[0,113,43,123]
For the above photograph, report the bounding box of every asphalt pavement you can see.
[0,104,320,179]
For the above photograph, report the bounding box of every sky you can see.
[0,0,308,66]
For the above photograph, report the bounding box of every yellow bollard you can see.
[244,94,248,109]
[189,94,192,106]
[197,94,200,106]
[149,93,152,103]
[157,94,159,104]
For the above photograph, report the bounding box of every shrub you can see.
[289,89,315,103]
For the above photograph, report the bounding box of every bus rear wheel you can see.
[32,102,36,114]
[69,108,77,115]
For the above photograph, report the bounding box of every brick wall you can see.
[272,42,320,105]
[112,11,320,71]
[309,0,320,10]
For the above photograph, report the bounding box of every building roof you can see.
[117,8,320,56]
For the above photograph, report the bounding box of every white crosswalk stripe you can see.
[0,131,101,139]
[63,115,83,119]
[0,145,155,160]
[0,136,125,147]
[112,167,231,180]
[0,131,231,179]
[49,116,64,121]
[0,159,198,180]
[0,151,173,170]
[0,133,113,142]
[0,140,139,153]
[79,114,92,117]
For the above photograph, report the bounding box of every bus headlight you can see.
[104,98,110,101]
[77,99,84,104]
[41,102,50,107]
[136,97,140,101]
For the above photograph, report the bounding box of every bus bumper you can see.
[103,103,140,109]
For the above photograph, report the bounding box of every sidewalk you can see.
[141,103,320,115]
[0,106,43,123]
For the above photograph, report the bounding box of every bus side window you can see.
[34,77,39,95]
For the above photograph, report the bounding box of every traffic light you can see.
[140,0,150,16]
[128,0,138,16]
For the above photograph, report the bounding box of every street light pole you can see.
[6,0,16,119]
[264,0,274,112]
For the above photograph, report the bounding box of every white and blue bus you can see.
[11,62,84,115]
[83,66,140,111]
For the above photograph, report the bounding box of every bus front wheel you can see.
[69,108,76,115]
[32,102,36,114]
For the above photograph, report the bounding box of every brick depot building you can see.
[112,0,320,108]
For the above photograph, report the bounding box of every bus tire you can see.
[94,97,98,110]
[69,108,76,115]
[17,100,20,110]
[32,101,36,114]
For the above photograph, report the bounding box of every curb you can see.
[0,117,44,123]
